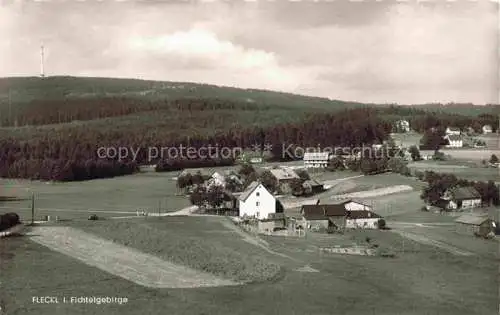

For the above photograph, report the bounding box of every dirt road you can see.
[28,226,238,288]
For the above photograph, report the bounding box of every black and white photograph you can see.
[0,0,499,314]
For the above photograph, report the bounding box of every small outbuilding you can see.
[454,214,494,237]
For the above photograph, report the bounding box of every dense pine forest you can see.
[0,77,497,182]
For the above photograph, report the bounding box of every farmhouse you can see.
[454,214,494,237]
[439,186,482,210]
[207,171,243,189]
[395,119,410,132]
[302,179,324,195]
[345,210,383,229]
[482,125,493,134]
[238,181,283,220]
[303,152,331,168]
[269,167,300,193]
[300,204,346,231]
[445,127,461,136]
[444,134,463,148]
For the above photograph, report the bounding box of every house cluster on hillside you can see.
[237,181,383,234]
[442,125,494,148]
[178,165,383,235]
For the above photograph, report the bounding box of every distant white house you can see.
[238,181,277,220]
[439,186,482,210]
[345,210,383,229]
[445,127,461,136]
[207,170,244,189]
[482,125,493,134]
[444,134,463,148]
[207,171,226,188]
[395,120,410,133]
[303,152,331,168]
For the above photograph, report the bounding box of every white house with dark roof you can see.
[303,152,331,168]
[444,134,463,148]
[345,210,383,229]
[440,186,482,210]
[482,125,493,134]
[238,181,277,220]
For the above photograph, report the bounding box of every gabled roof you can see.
[447,186,481,200]
[346,210,382,220]
[303,152,331,161]
[455,214,490,226]
[302,179,323,187]
[269,168,300,181]
[446,127,461,132]
[238,181,269,202]
[482,125,492,130]
[301,204,345,220]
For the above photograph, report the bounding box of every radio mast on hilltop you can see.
[40,44,45,78]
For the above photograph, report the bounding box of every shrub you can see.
[88,214,99,220]
[0,213,20,231]
[377,219,386,229]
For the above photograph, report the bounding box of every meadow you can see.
[1,216,497,315]
[407,161,500,182]
[0,171,190,221]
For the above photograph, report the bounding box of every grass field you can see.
[407,161,500,182]
[67,216,283,283]
[0,171,190,221]
[1,215,497,315]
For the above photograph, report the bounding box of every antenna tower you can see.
[40,45,45,78]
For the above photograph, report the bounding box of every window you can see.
[256,201,260,206]
[256,192,260,197]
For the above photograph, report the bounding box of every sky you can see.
[0,0,498,105]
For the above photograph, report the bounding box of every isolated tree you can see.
[420,129,447,150]
[191,172,204,185]
[189,186,206,207]
[408,145,421,161]
[327,157,345,171]
[259,170,278,192]
[243,171,259,188]
[289,178,305,196]
[295,169,310,181]
[206,185,225,209]
[489,154,499,164]
[377,219,386,229]
[238,164,255,177]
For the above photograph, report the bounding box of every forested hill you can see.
[0,76,363,111]
[0,76,498,116]
[0,76,497,182]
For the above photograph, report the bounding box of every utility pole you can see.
[31,191,35,225]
